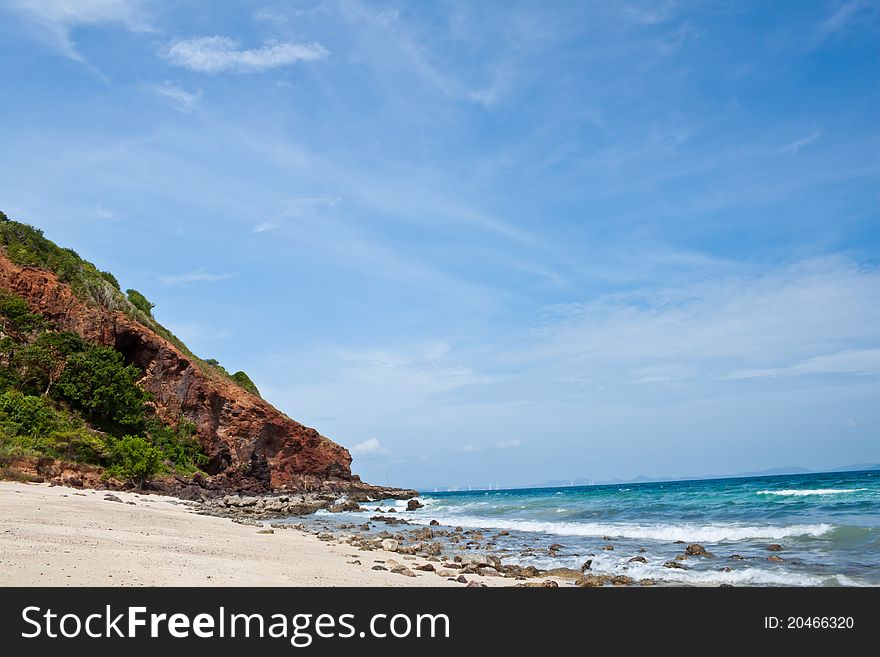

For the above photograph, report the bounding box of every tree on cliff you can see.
[125,289,155,317]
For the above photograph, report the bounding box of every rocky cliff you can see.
[0,251,406,498]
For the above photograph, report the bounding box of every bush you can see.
[232,371,260,397]
[13,331,86,396]
[148,418,207,475]
[105,435,163,485]
[0,290,46,334]
[125,289,154,317]
[54,346,147,432]
[99,270,121,290]
[40,429,107,463]
[0,390,62,439]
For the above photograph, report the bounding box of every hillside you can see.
[0,211,407,499]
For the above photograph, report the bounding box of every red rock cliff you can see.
[0,252,358,493]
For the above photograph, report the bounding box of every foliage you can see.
[99,270,121,290]
[12,331,86,396]
[105,434,163,485]
[0,290,46,334]
[232,371,260,397]
[0,389,62,439]
[125,288,154,317]
[0,284,211,485]
[54,346,148,432]
[147,418,208,475]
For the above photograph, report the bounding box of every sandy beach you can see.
[0,482,517,587]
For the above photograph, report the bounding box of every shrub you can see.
[232,371,260,397]
[13,331,86,396]
[99,270,121,290]
[0,390,62,439]
[54,346,147,432]
[40,429,107,463]
[0,290,46,334]
[148,418,207,475]
[125,289,154,317]
[105,435,162,485]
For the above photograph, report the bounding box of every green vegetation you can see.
[231,370,260,397]
[0,212,260,397]
[125,288,154,317]
[203,357,261,398]
[0,287,209,486]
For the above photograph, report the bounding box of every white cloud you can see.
[724,349,880,381]
[94,203,119,220]
[252,197,342,233]
[10,0,150,60]
[159,270,238,287]
[777,130,821,154]
[164,36,328,74]
[462,439,522,453]
[524,257,880,390]
[350,438,388,457]
[253,221,281,234]
[820,0,870,38]
[149,82,202,113]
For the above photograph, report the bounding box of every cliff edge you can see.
[0,249,406,499]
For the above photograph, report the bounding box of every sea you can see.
[317,469,879,586]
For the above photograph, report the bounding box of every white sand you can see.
[0,482,524,587]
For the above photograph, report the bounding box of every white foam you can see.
[757,488,868,497]
[408,515,834,542]
[512,552,863,587]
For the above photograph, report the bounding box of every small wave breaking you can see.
[757,488,868,497]
[408,516,834,542]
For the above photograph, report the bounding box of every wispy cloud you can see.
[159,270,238,287]
[252,197,341,233]
[522,257,880,391]
[9,0,151,61]
[777,129,821,154]
[461,438,523,453]
[94,203,119,220]
[148,82,202,113]
[253,221,281,234]
[164,36,328,74]
[819,0,871,38]
[724,349,880,380]
[350,438,388,457]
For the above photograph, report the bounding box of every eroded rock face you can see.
[0,255,388,495]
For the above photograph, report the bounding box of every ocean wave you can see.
[757,488,868,497]
[512,553,860,587]
[408,516,834,542]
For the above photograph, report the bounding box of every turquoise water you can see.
[393,470,880,586]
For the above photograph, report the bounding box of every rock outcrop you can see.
[0,252,411,498]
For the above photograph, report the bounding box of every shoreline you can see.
[0,482,565,587]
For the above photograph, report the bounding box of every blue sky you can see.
[1,1,878,489]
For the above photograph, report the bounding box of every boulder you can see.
[380,539,400,552]
[459,553,491,568]
[543,567,582,579]
[576,574,611,587]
